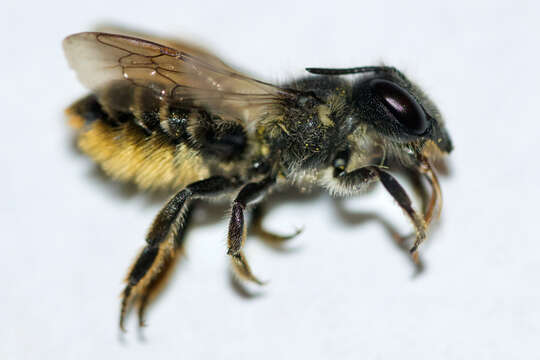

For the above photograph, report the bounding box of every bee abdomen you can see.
[96,82,162,134]
[66,94,109,129]
[66,99,211,191]
[187,113,247,161]
[70,82,248,161]
[158,106,190,142]
[96,82,198,143]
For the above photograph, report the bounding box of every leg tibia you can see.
[332,165,426,255]
[226,177,275,284]
[120,176,237,330]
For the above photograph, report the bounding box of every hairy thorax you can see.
[258,77,356,176]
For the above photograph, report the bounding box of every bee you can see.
[63,31,453,330]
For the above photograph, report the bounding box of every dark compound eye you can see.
[370,79,429,135]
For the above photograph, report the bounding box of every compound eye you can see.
[370,79,428,135]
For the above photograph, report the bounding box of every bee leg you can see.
[404,168,430,215]
[418,160,442,226]
[227,177,275,284]
[373,168,426,256]
[250,204,303,245]
[136,206,194,327]
[332,166,425,257]
[120,176,237,330]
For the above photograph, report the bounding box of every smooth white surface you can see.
[2,1,539,358]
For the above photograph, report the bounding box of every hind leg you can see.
[134,206,194,327]
[120,176,238,330]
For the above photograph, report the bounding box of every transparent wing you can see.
[63,32,295,123]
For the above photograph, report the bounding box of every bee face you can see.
[352,70,453,154]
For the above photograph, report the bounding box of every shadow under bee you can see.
[332,199,425,276]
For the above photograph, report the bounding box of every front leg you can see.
[375,169,427,254]
[330,151,426,257]
[227,176,275,284]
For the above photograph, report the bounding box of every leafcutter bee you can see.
[63,31,453,330]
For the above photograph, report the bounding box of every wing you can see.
[63,32,295,124]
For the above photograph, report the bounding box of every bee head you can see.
[306,66,453,158]
[351,68,452,156]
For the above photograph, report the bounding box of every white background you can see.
[2,0,539,359]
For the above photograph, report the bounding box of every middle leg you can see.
[249,204,303,246]
[227,176,275,284]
